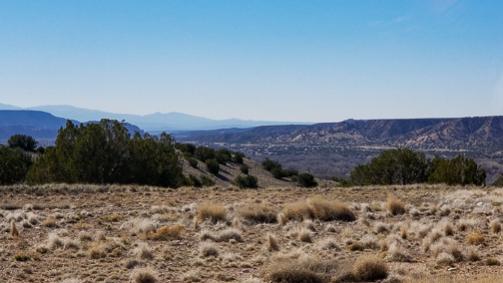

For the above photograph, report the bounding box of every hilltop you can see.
[177,116,503,181]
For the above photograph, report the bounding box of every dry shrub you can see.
[465,248,480,262]
[352,256,388,281]
[199,242,219,258]
[430,238,464,262]
[298,227,313,243]
[130,267,158,283]
[126,218,157,235]
[42,216,57,228]
[133,242,154,260]
[485,258,500,266]
[436,252,455,265]
[280,197,355,224]
[307,196,356,222]
[267,233,280,252]
[386,194,406,216]
[88,239,122,259]
[388,242,411,262]
[88,242,107,259]
[457,218,476,232]
[490,220,501,234]
[200,228,243,242]
[280,201,313,222]
[47,232,63,250]
[145,224,184,241]
[238,203,277,224]
[466,231,484,245]
[266,256,336,283]
[10,221,19,238]
[78,231,93,242]
[196,202,227,223]
[63,238,80,250]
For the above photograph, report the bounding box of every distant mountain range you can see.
[0,110,141,144]
[0,103,294,131]
[0,110,69,142]
[177,116,503,182]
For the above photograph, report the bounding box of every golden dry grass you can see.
[238,203,278,224]
[2,184,503,282]
[144,224,185,241]
[196,201,227,223]
[280,196,355,224]
[466,231,485,245]
[386,194,406,215]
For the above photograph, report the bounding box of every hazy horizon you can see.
[1,0,502,122]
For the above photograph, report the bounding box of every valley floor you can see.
[1,184,503,283]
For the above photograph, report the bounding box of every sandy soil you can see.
[1,184,503,283]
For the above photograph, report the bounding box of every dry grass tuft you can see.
[199,242,219,258]
[200,228,243,242]
[280,197,355,224]
[10,221,19,238]
[266,256,336,283]
[47,232,64,250]
[485,258,500,266]
[133,242,154,260]
[130,267,158,283]
[352,256,388,281]
[267,233,280,252]
[490,220,501,234]
[386,194,406,216]
[196,202,227,223]
[42,216,57,228]
[298,227,313,243]
[307,196,356,222]
[466,231,485,245]
[238,203,277,224]
[145,224,184,241]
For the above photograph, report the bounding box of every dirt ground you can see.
[1,184,503,283]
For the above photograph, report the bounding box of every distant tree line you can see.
[349,148,487,186]
[175,142,257,188]
[26,120,184,187]
[0,121,261,188]
[262,158,318,188]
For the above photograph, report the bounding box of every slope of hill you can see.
[177,116,503,181]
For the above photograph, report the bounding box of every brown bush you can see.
[466,231,484,245]
[145,224,184,241]
[267,257,336,283]
[352,256,388,281]
[196,202,227,223]
[238,203,278,224]
[280,197,355,224]
[386,194,406,216]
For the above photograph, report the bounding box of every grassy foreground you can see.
[1,184,503,282]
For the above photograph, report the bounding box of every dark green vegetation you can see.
[234,175,258,188]
[0,121,489,188]
[8,134,38,152]
[205,159,220,175]
[350,148,486,186]
[262,158,316,187]
[27,120,184,187]
[0,146,32,185]
[296,172,318,188]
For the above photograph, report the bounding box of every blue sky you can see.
[0,0,502,122]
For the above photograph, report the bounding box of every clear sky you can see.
[0,0,502,122]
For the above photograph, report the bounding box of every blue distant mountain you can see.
[26,104,294,131]
[0,110,142,144]
[0,110,68,142]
